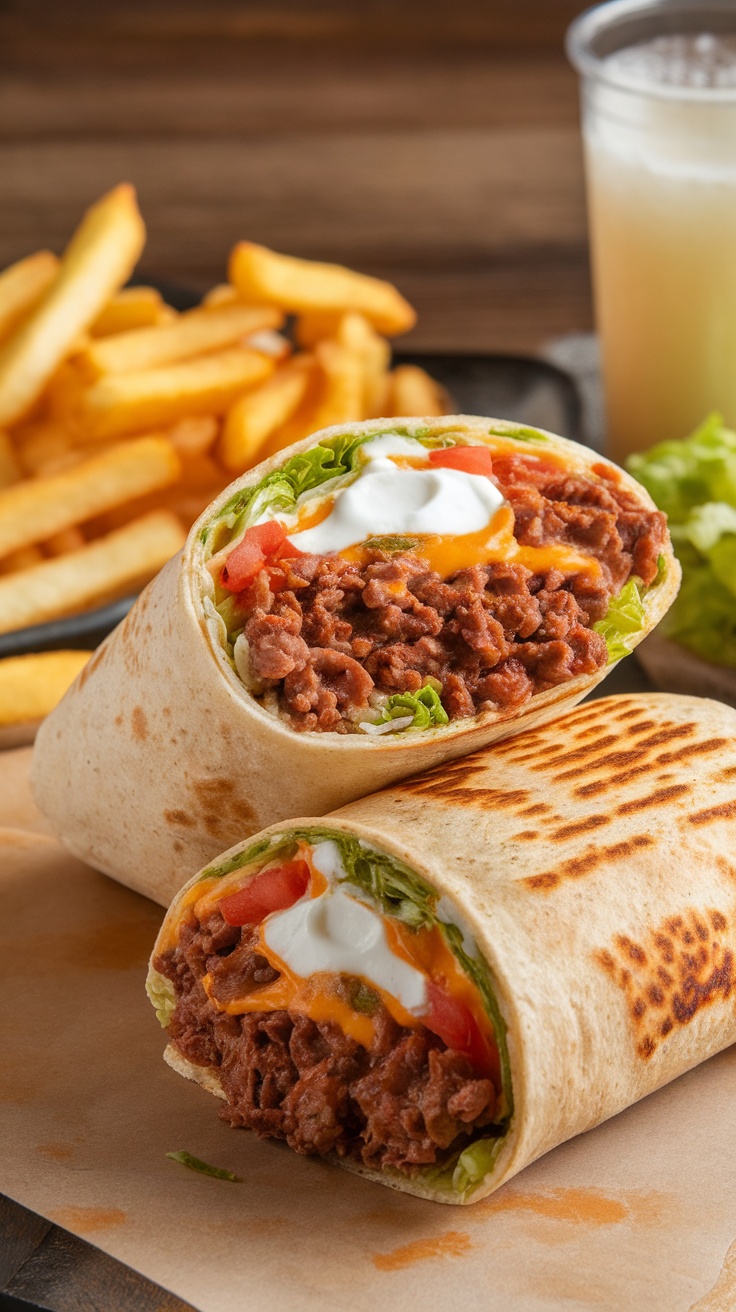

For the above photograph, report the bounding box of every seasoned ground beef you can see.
[233,456,667,731]
[155,909,498,1173]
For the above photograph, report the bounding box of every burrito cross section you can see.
[148,694,736,1204]
[151,833,511,1186]
[208,425,668,731]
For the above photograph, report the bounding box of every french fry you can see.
[219,358,312,472]
[0,545,44,574]
[336,312,391,418]
[45,527,86,556]
[0,435,181,559]
[0,650,91,726]
[91,286,170,337]
[0,185,146,426]
[0,510,186,634]
[229,242,416,336]
[0,251,60,345]
[295,310,344,348]
[78,303,284,378]
[14,424,75,476]
[176,451,224,493]
[33,449,91,479]
[167,415,219,459]
[311,338,365,429]
[43,359,87,423]
[386,363,451,417]
[202,283,239,309]
[0,433,22,488]
[78,347,276,440]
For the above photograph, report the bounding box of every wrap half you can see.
[148,692,736,1204]
[32,416,678,904]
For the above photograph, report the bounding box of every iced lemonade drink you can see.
[568,6,736,462]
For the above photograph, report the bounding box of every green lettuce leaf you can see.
[628,412,736,524]
[487,423,549,443]
[628,414,736,668]
[374,685,449,732]
[146,966,176,1027]
[452,1135,506,1197]
[593,578,646,662]
[336,833,438,930]
[661,542,736,665]
[203,432,368,549]
[165,1151,243,1182]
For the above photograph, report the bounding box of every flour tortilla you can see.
[31,416,679,905]
[154,692,736,1204]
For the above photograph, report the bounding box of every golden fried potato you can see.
[0,650,91,726]
[229,242,416,336]
[0,435,181,559]
[0,185,145,425]
[78,347,275,439]
[0,250,59,346]
[219,358,312,472]
[0,510,186,633]
[78,304,283,378]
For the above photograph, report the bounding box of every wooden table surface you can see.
[0,0,592,356]
[0,4,595,1307]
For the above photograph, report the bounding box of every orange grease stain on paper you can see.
[49,1206,126,1234]
[482,1187,627,1225]
[372,1231,473,1271]
[36,1142,74,1161]
[480,1186,673,1232]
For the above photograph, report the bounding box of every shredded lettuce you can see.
[452,1136,506,1196]
[628,413,736,667]
[372,685,449,732]
[202,426,444,551]
[193,824,513,1196]
[593,578,646,662]
[146,967,176,1027]
[336,832,438,929]
[202,431,368,549]
[487,423,549,443]
[628,412,736,523]
[165,1151,243,1182]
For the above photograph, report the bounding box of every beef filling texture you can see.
[234,458,668,731]
[155,909,498,1172]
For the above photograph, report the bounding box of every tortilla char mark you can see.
[524,834,655,892]
[595,908,734,1060]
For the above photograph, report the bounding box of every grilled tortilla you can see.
[32,416,678,904]
[148,692,736,1203]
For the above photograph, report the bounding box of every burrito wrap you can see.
[32,416,678,904]
[150,693,736,1203]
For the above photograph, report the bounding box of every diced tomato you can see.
[219,859,311,926]
[429,445,494,478]
[221,521,288,592]
[425,981,498,1081]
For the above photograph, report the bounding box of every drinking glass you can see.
[567,0,736,461]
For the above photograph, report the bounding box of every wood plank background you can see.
[0,0,593,354]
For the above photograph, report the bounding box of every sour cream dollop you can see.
[286,456,504,555]
[263,882,427,1015]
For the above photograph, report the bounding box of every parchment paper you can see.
[2,745,736,1312]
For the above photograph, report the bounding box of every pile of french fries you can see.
[0,183,448,728]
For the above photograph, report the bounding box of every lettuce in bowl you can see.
[628,414,736,668]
